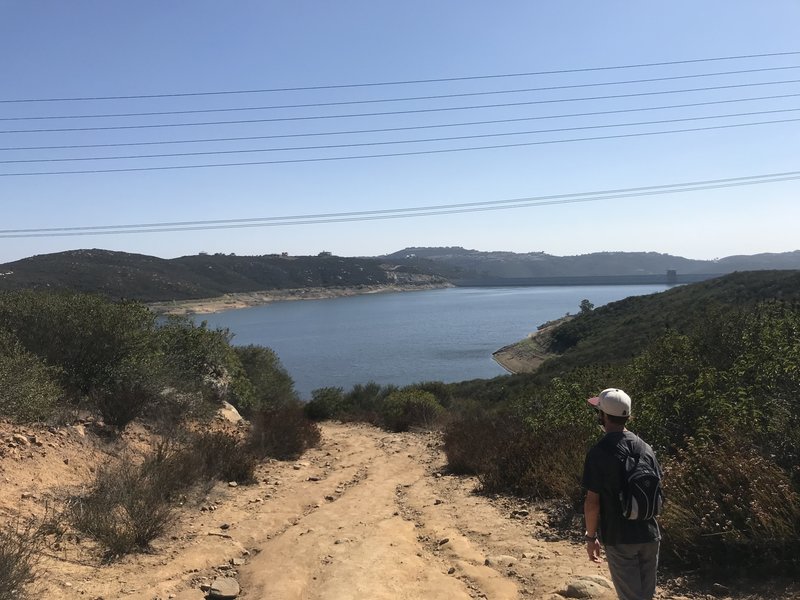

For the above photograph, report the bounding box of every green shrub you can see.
[380,389,443,432]
[660,432,800,572]
[157,316,253,409]
[406,381,454,408]
[0,291,159,401]
[483,424,586,500]
[233,344,298,413]
[305,387,345,421]
[339,381,396,424]
[249,402,321,460]
[0,329,63,423]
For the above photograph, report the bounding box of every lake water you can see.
[199,285,670,399]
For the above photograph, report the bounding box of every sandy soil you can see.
[149,283,453,316]
[2,420,795,600]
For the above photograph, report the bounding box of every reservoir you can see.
[200,285,669,399]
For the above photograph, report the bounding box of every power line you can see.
[4,107,799,165]
[4,65,800,122]
[5,78,800,135]
[1,116,797,177]
[3,92,799,153]
[1,170,796,238]
[2,50,799,104]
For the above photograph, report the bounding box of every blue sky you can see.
[1,1,798,263]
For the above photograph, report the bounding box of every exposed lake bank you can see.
[149,281,455,315]
[491,315,573,374]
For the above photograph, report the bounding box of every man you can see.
[581,388,661,600]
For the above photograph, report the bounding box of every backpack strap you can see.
[598,433,640,463]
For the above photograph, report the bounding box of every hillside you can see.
[385,247,800,280]
[0,249,444,303]
[2,247,800,303]
[499,269,800,378]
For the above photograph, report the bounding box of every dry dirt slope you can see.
[0,421,705,599]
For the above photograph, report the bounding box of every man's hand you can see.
[586,538,602,563]
[583,490,602,563]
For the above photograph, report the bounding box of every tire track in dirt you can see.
[238,424,477,599]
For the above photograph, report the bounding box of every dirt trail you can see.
[2,421,622,599]
[199,422,613,600]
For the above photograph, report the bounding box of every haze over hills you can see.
[1,247,799,303]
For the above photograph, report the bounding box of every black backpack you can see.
[601,435,663,521]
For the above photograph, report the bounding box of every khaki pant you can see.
[604,541,660,600]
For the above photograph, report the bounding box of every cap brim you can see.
[587,396,600,408]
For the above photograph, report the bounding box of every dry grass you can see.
[68,428,257,560]
[68,459,174,560]
[661,432,800,572]
[0,519,40,600]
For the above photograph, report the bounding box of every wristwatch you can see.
[584,532,598,542]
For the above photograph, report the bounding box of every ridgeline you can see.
[1,247,799,304]
[0,249,446,303]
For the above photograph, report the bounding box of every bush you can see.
[660,432,800,572]
[0,329,63,423]
[249,403,321,460]
[305,382,404,425]
[481,424,586,501]
[407,381,454,408]
[339,381,396,424]
[0,520,39,600]
[68,459,174,559]
[157,316,253,411]
[0,291,159,401]
[90,376,158,431]
[443,407,509,475]
[380,389,443,432]
[444,409,588,502]
[234,345,298,413]
[70,428,256,559]
[185,430,257,484]
[305,387,345,421]
[142,429,257,497]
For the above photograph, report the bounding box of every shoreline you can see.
[149,282,454,316]
[491,315,573,374]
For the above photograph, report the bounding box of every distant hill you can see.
[535,269,800,377]
[0,249,443,303]
[2,247,799,303]
[383,247,800,280]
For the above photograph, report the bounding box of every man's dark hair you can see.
[604,412,629,426]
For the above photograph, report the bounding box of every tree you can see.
[579,299,595,314]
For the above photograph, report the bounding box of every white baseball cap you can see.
[587,388,632,417]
